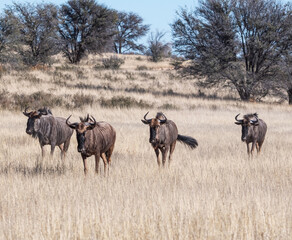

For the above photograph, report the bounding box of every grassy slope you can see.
[0,54,291,239]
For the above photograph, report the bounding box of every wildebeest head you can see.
[23,107,49,137]
[66,114,96,154]
[141,112,167,145]
[235,113,259,142]
[38,107,53,115]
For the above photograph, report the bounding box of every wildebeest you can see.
[142,112,198,167]
[66,114,116,175]
[234,113,267,155]
[23,107,73,159]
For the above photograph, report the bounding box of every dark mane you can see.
[156,112,166,120]
[244,113,258,120]
[38,107,53,115]
[79,114,89,122]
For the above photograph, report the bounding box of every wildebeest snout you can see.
[241,136,246,142]
[77,147,86,153]
[26,129,32,135]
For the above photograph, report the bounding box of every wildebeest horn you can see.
[235,113,243,123]
[89,115,96,127]
[159,113,167,124]
[23,107,32,117]
[143,112,151,123]
[250,115,259,125]
[66,115,78,129]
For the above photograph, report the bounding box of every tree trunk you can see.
[237,88,251,102]
[288,89,292,104]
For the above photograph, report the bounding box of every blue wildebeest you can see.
[142,112,198,167]
[66,115,116,175]
[23,107,73,159]
[235,113,267,155]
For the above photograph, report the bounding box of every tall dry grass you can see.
[0,54,291,239]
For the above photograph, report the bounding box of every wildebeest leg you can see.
[41,145,45,159]
[256,142,260,154]
[246,143,250,156]
[106,144,115,165]
[62,139,71,160]
[101,153,108,176]
[258,142,263,154]
[250,141,256,155]
[58,144,65,160]
[95,153,101,175]
[154,148,161,167]
[161,146,169,167]
[50,144,56,158]
[82,154,88,175]
[169,141,176,165]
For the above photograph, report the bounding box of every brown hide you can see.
[67,115,116,175]
[235,113,267,155]
[82,122,116,157]
[142,112,198,167]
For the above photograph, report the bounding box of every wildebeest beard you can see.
[31,130,38,139]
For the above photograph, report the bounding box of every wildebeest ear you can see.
[141,119,150,124]
[234,122,242,125]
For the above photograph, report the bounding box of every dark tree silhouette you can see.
[114,11,149,54]
[172,0,292,102]
[2,3,59,66]
[146,31,171,62]
[58,0,116,64]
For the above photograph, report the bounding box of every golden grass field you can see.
[0,54,291,239]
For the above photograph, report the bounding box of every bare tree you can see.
[0,14,13,62]
[146,31,171,62]
[3,3,59,66]
[58,0,117,64]
[172,0,292,102]
[114,11,149,54]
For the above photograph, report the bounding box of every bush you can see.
[136,65,148,71]
[70,93,94,108]
[0,90,13,109]
[100,96,152,108]
[102,56,125,69]
[170,57,184,70]
[13,91,63,110]
[159,103,179,110]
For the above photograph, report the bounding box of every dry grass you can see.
[0,54,291,239]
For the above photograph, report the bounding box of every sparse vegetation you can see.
[100,96,152,108]
[102,56,125,69]
[136,65,148,71]
[0,53,291,239]
[70,93,94,108]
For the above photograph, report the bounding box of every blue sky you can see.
[0,0,199,45]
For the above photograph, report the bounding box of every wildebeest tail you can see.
[177,134,198,149]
